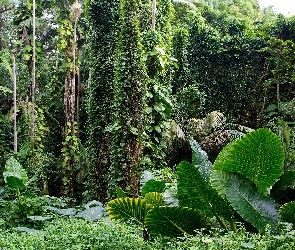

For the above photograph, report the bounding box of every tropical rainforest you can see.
[1,0,295,248]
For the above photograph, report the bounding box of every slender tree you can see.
[12,53,17,152]
[31,0,36,141]
[60,1,82,197]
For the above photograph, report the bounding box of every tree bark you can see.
[31,0,36,141]
[12,53,17,152]
[76,49,81,137]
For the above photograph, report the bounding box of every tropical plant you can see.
[107,127,295,237]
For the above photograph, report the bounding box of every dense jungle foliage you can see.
[1,0,295,248]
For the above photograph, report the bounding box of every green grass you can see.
[0,217,294,249]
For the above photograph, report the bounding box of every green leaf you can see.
[5,176,26,190]
[27,215,52,221]
[76,202,106,221]
[16,227,44,234]
[210,170,232,198]
[154,103,165,112]
[163,185,179,207]
[145,206,206,237]
[107,198,152,225]
[226,174,280,231]
[213,128,285,195]
[177,161,233,221]
[190,139,212,181]
[130,127,138,135]
[140,170,154,190]
[116,187,127,198]
[272,171,295,193]
[4,157,28,190]
[141,179,166,196]
[279,201,295,224]
[144,192,164,207]
[0,86,12,94]
[45,206,77,216]
[24,53,31,60]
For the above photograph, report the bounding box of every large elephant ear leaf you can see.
[5,176,26,190]
[141,179,166,196]
[163,184,179,207]
[190,139,212,181]
[279,201,295,225]
[3,157,28,190]
[271,171,295,204]
[271,170,295,193]
[144,206,206,237]
[144,192,164,207]
[107,198,152,225]
[140,170,154,191]
[226,174,280,232]
[177,161,233,221]
[214,128,284,195]
[210,170,232,198]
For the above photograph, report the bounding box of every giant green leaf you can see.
[190,139,212,181]
[3,157,28,190]
[271,171,295,193]
[163,185,179,207]
[140,170,154,190]
[213,128,284,195]
[107,198,152,225]
[271,171,295,204]
[226,175,280,231]
[177,161,233,221]
[144,206,206,237]
[144,192,164,207]
[141,179,166,196]
[116,186,127,198]
[279,201,295,225]
[5,176,26,191]
[210,170,232,198]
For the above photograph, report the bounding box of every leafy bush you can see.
[0,218,294,249]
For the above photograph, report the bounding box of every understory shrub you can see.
[0,218,294,249]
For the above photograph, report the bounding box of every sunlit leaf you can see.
[214,128,284,195]
[107,198,152,225]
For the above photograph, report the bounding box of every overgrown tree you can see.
[84,0,119,201]
[110,0,147,197]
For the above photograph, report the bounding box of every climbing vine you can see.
[110,0,147,197]
[84,0,120,201]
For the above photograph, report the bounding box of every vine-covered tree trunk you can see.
[31,0,36,141]
[84,0,120,201]
[12,53,17,152]
[60,2,82,197]
[111,0,147,197]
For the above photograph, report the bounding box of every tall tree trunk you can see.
[84,0,119,201]
[12,53,17,152]
[76,49,81,137]
[61,2,81,197]
[31,0,36,141]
